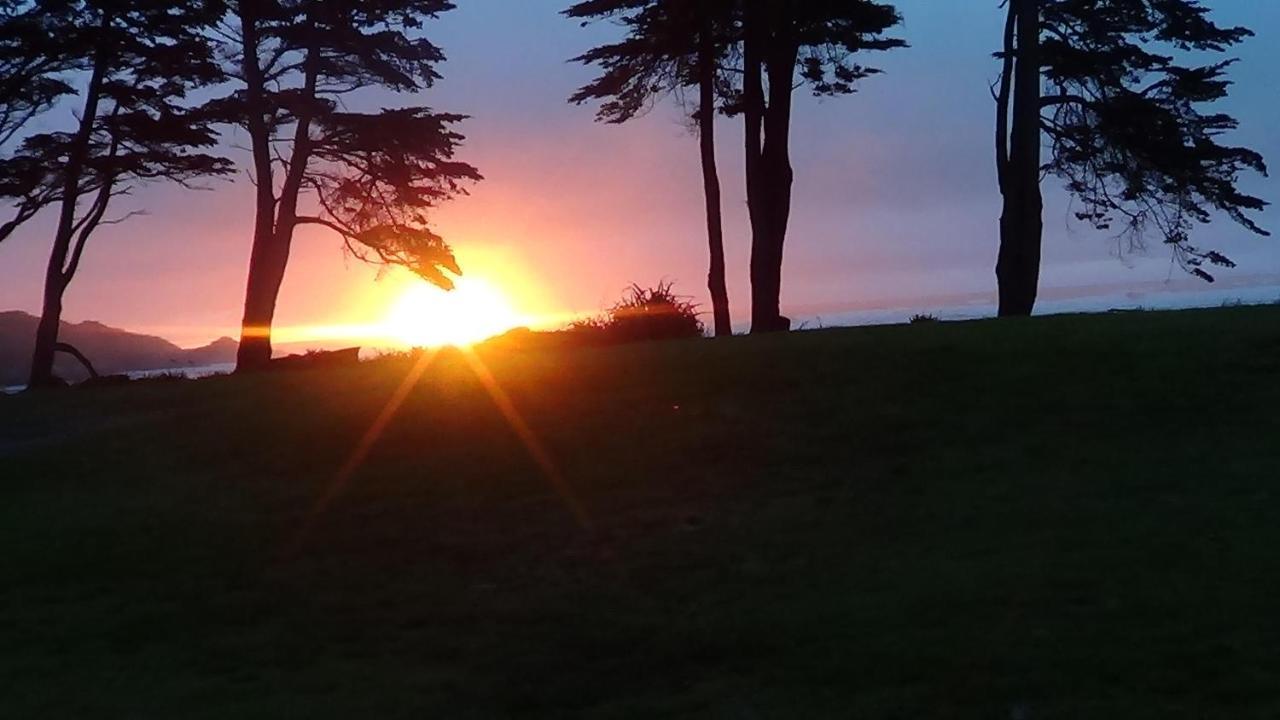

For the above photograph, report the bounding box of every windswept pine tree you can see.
[210,0,481,372]
[566,0,737,337]
[737,0,904,333]
[994,0,1269,316]
[0,0,231,387]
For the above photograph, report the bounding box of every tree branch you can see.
[63,175,114,283]
[294,214,354,238]
[1040,94,1090,109]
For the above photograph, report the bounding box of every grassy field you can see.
[3,305,1280,718]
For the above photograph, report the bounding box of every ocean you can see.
[3,362,236,395]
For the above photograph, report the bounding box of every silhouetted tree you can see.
[210,0,480,372]
[738,0,904,333]
[1,1,230,387]
[567,0,736,337]
[0,1,78,244]
[994,0,1269,316]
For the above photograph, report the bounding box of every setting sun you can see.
[380,277,524,348]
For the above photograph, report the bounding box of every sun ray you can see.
[281,338,593,557]
[458,347,593,531]
[282,348,439,557]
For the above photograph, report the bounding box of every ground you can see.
[3,306,1280,718]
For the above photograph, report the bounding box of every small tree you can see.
[2,0,231,387]
[994,0,1269,316]
[211,0,480,371]
[567,0,737,337]
[737,0,904,333]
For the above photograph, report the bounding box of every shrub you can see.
[909,313,939,324]
[567,281,705,346]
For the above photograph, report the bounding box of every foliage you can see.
[1029,0,1269,280]
[739,0,906,97]
[208,0,480,290]
[909,313,938,324]
[571,1,907,125]
[566,0,737,123]
[1,0,232,385]
[566,281,705,345]
[0,3,74,148]
[0,1,228,247]
[0,2,75,243]
[308,108,480,290]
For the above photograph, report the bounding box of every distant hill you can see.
[0,311,238,386]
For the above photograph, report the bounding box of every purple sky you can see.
[1,0,1277,346]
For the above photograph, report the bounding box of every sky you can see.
[1,0,1277,348]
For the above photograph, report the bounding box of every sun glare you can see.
[381,277,524,348]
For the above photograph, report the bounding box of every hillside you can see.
[2,306,1280,718]
[0,311,237,385]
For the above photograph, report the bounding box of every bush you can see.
[567,282,705,346]
[909,313,939,324]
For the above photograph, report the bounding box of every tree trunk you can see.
[745,19,796,335]
[754,42,797,334]
[28,33,108,387]
[236,225,292,371]
[697,23,731,338]
[239,153,310,371]
[236,9,322,371]
[28,277,67,387]
[996,0,1043,317]
[743,6,777,334]
[234,8,280,371]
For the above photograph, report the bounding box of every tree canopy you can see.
[1,0,232,385]
[566,0,737,123]
[210,0,479,291]
[0,0,230,256]
[1033,0,1268,281]
[0,2,84,243]
[211,0,480,369]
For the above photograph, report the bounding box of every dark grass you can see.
[3,305,1280,718]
